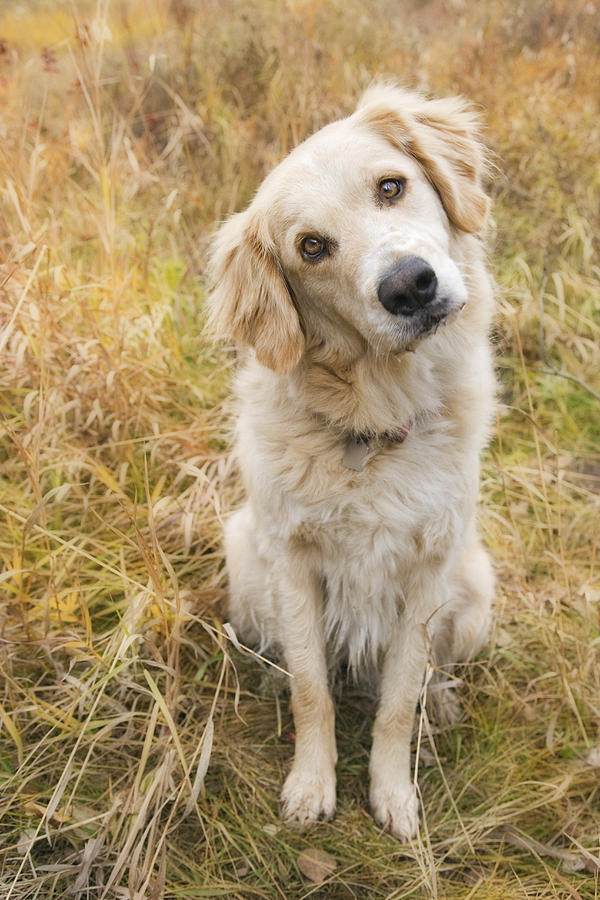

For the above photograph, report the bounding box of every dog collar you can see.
[342,422,412,472]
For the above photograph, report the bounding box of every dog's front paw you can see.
[370,780,419,841]
[281,765,336,826]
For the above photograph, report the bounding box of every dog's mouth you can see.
[400,299,465,349]
[419,306,448,333]
[420,298,465,332]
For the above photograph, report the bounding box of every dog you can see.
[207,83,495,841]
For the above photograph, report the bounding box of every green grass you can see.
[1,0,599,897]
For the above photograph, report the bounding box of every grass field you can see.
[1,0,599,897]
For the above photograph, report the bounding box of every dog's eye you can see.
[378,178,406,202]
[300,236,326,260]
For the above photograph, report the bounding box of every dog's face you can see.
[208,84,489,372]
[262,126,469,357]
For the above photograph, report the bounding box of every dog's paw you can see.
[370,780,419,841]
[281,765,336,826]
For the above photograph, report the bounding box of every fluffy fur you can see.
[207,83,496,840]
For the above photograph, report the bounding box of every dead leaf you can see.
[297,847,337,884]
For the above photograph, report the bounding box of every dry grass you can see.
[0,0,599,897]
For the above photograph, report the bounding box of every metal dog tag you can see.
[343,436,370,471]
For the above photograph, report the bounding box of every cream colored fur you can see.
[207,83,496,841]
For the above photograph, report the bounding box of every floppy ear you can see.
[206,208,304,373]
[356,83,490,233]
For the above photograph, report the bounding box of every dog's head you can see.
[207,84,489,372]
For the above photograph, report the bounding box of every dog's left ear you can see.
[206,207,304,373]
[356,84,490,234]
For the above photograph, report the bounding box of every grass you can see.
[0,0,599,897]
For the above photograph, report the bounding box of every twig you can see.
[537,273,600,402]
[490,825,600,874]
[537,368,600,402]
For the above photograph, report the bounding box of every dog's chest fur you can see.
[234,358,478,672]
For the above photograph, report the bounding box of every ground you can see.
[0,0,599,897]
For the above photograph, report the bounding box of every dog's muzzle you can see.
[377,256,438,316]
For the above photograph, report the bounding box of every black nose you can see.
[377,257,438,315]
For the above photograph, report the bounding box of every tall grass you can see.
[0,0,599,897]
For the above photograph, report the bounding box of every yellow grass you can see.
[0,0,599,897]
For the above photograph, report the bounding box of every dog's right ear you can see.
[206,208,304,374]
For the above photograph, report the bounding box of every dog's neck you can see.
[292,342,441,440]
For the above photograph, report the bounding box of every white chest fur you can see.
[238,411,474,673]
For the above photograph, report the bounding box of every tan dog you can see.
[207,83,495,840]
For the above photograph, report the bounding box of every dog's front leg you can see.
[369,612,429,841]
[278,564,337,826]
